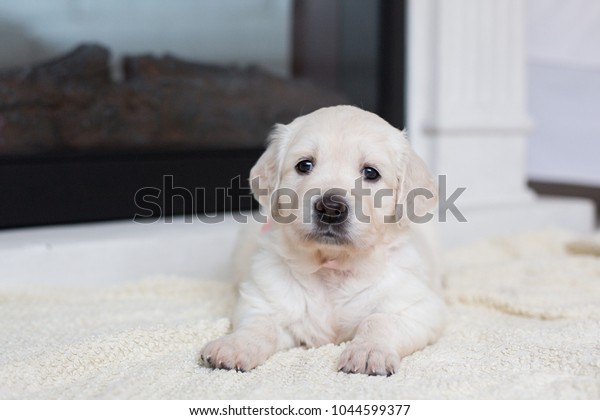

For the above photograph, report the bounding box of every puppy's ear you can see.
[249,124,289,210]
[396,131,438,224]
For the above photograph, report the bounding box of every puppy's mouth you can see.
[306,221,352,246]
[306,230,351,246]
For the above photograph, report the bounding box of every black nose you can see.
[314,193,348,224]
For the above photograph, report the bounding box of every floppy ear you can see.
[249,124,289,210]
[396,132,438,224]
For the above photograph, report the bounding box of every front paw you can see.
[200,333,273,372]
[338,341,401,376]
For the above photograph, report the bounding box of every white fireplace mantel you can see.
[407,0,595,247]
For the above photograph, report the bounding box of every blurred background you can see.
[526,0,600,215]
[0,0,397,122]
[0,0,597,240]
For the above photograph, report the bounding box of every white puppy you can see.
[200,105,446,376]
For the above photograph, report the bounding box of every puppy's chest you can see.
[287,272,378,347]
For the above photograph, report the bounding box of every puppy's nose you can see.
[314,193,348,224]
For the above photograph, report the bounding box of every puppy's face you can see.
[251,106,436,249]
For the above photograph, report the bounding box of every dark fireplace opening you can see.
[0,0,405,229]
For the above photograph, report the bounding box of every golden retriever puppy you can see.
[200,105,446,376]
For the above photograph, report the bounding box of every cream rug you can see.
[1,230,599,399]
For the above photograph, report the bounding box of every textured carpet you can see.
[1,230,599,399]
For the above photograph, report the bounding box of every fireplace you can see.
[0,0,405,229]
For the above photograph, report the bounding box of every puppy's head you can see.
[250,105,436,249]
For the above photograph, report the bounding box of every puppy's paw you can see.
[199,333,273,372]
[338,341,401,376]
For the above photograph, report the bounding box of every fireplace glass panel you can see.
[0,0,404,228]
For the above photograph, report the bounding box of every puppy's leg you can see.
[200,316,290,372]
[338,297,446,376]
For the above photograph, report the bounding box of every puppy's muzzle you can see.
[314,193,349,225]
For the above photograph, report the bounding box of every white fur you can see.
[200,105,446,376]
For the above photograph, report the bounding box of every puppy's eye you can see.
[362,166,380,181]
[296,159,314,174]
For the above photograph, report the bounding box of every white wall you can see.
[0,0,292,77]
[407,0,596,247]
[526,0,600,186]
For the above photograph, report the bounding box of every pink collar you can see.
[320,257,355,276]
[321,259,342,270]
[261,219,272,234]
